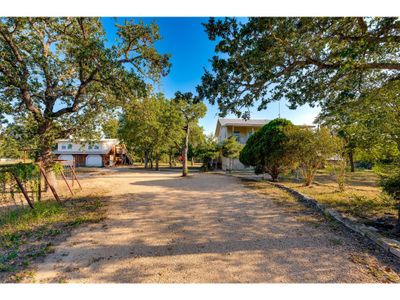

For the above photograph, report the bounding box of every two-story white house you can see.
[53,139,126,167]
[215,118,269,170]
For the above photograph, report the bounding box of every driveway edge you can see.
[217,171,400,262]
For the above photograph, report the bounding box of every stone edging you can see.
[219,172,400,262]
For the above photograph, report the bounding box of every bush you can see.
[285,126,344,186]
[239,118,296,181]
[221,136,243,171]
[380,172,400,233]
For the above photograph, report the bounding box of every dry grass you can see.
[349,253,400,283]
[0,195,106,282]
[243,180,297,206]
[278,169,397,221]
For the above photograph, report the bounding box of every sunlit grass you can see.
[0,196,105,281]
[280,169,397,220]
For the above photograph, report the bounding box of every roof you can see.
[218,118,269,127]
[56,138,119,143]
[215,118,269,136]
[53,150,109,155]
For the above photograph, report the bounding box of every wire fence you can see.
[0,161,82,214]
[0,163,41,213]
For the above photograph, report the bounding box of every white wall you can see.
[57,140,117,152]
[221,156,249,171]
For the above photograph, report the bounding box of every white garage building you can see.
[53,139,121,167]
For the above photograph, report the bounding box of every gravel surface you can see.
[26,168,400,283]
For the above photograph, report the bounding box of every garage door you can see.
[58,155,74,166]
[86,155,103,167]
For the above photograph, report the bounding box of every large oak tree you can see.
[0,17,170,166]
[197,17,400,117]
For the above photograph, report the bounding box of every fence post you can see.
[60,169,74,196]
[38,171,42,202]
[11,172,34,209]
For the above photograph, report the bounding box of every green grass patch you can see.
[0,197,105,282]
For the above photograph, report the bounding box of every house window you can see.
[88,144,100,150]
[61,145,67,150]
[233,130,241,140]
[67,144,72,150]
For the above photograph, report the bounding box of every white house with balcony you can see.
[215,118,269,170]
[53,139,123,167]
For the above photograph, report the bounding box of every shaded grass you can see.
[0,196,105,282]
[349,254,400,283]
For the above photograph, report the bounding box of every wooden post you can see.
[38,171,42,202]
[60,169,74,196]
[38,164,61,203]
[71,164,74,187]
[69,165,82,191]
[11,172,34,209]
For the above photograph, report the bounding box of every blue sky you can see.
[101,17,320,135]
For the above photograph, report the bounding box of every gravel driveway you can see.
[28,168,400,283]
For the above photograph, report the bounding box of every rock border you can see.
[220,172,400,262]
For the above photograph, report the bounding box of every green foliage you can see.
[240,118,295,180]
[379,171,400,232]
[119,93,185,165]
[0,163,40,206]
[221,136,243,172]
[285,126,344,186]
[195,134,220,169]
[0,197,105,280]
[51,162,64,176]
[102,118,119,139]
[197,17,400,118]
[318,80,400,167]
[380,173,400,201]
[0,17,170,164]
[239,131,261,168]
[221,136,243,159]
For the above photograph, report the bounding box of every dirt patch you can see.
[0,196,106,283]
[19,169,400,283]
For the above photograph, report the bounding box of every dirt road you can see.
[28,168,400,283]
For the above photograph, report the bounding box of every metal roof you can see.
[56,138,119,143]
[53,150,109,155]
[215,118,269,136]
[217,118,269,127]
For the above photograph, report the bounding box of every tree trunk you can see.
[35,146,58,192]
[191,157,194,166]
[305,170,315,186]
[349,150,355,172]
[150,150,153,169]
[183,124,189,177]
[155,152,160,171]
[169,149,173,168]
[144,150,149,169]
[269,166,279,182]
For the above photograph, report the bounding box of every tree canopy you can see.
[118,93,184,168]
[197,17,400,118]
[0,17,170,164]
